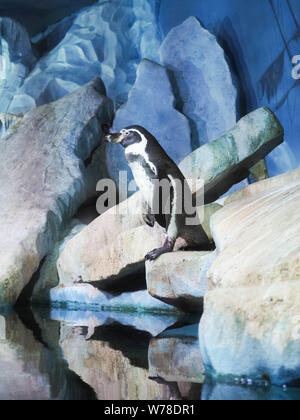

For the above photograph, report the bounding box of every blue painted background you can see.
[159,0,300,176]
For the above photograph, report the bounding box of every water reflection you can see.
[0,307,299,400]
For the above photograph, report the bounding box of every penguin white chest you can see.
[128,160,155,207]
[125,141,157,208]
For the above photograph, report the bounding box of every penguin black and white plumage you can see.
[104,125,210,261]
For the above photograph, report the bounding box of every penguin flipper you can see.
[142,212,155,228]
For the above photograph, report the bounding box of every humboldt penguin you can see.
[104,125,210,260]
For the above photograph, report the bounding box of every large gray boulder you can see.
[0,18,36,113]
[160,16,238,147]
[200,172,300,385]
[8,0,162,114]
[106,59,192,188]
[0,79,113,305]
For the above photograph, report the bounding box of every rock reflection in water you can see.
[0,311,96,400]
[1,307,299,400]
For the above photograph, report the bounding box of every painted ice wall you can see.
[159,0,300,176]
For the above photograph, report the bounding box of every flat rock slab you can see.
[160,16,237,146]
[0,79,113,304]
[146,251,216,313]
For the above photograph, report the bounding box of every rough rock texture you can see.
[8,0,162,113]
[149,336,204,384]
[106,59,192,187]
[0,18,36,113]
[0,79,113,305]
[0,112,22,138]
[160,16,237,147]
[200,173,300,385]
[200,282,300,386]
[207,178,300,289]
[224,167,300,206]
[57,192,165,288]
[146,251,216,312]
[180,107,284,203]
[31,220,85,305]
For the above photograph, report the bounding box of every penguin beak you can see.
[104,132,123,144]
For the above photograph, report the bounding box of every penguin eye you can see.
[121,129,130,136]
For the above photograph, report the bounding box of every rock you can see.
[59,323,173,400]
[106,59,192,188]
[149,336,204,384]
[0,113,22,138]
[207,177,300,289]
[224,167,300,206]
[200,282,300,386]
[0,79,113,305]
[179,107,284,202]
[0,18,36,113]
[146,251,216,312]
[199,203,223,242]
[9,0,162,113]
[200,174,300,385]
[160,16,237,147]
[31,220,86,305]
[249,159,269,183]
[57,192,166,289]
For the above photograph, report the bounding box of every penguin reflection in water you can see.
[104,125,211,261]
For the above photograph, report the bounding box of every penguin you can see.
[104,125,211,261]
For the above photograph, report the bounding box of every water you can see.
[0,306,299,401]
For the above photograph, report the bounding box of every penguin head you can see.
[104,126,143,148]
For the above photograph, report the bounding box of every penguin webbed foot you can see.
[145,238,175,261]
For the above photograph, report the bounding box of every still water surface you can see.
[0,306,299,401]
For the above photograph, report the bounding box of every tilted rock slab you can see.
[160,16,237,147]
[200,172,300,385]
[0,79,113,304]
[180,107,284,202]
